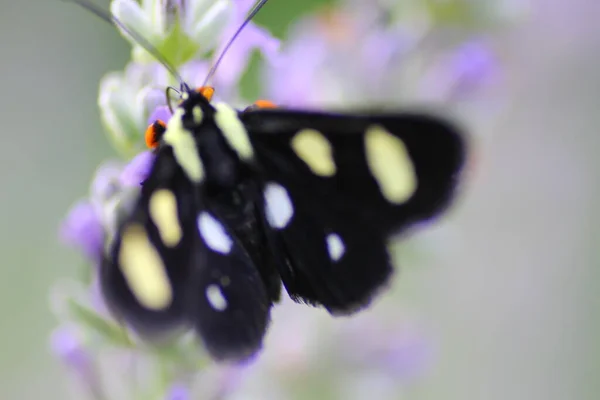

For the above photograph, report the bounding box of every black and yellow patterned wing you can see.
[241,109,467,313]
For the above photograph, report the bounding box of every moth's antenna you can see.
[64,0,187,89]
[165,86,181,114]
[202,0,270,87]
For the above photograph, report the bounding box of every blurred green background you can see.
[1,0,599,399]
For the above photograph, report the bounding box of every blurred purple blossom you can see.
[347,324,433,381]
[148,105,173,126]
[88,162,125,206]
[262,6,498,110]
[165,382,190,400]
[101,0,281,155]
[450,40,497,89]
[60,153,154,266]
[228,300,434,398]
[418,39,498,103]
[119,150,156,187]
[330,310,435,382]
[51,326,91,370]
[213,0,280,91]
[88,274,111,316]
[99,62,168,155]
[49,326,110,398]
[380,334,433,380]
[202,365,250,399]
[60,201,104,263]
[55,0,508,398]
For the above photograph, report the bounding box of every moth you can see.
[69,0,467,362]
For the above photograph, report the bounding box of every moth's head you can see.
[178,85,215,106]
[144,86,216,150]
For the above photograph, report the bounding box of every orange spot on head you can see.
[145,120,166,149]
[197,86,215,102]
[253,100,278,109]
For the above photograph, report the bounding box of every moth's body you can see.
[172,92,284,303]
[101,89,467,362]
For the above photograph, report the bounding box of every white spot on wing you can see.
[118,224,173,310]
[198,212,233,254]
[206,284,227,311]
[264,182,294,229]
[291,129,336,177]
[326,233,345,261]
[365,125,417,204]
[213,102,254,160]
[163,108,204,183]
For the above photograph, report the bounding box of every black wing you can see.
[240,109,467,314]
[102,147,273,361]
[185,195,273,361]
[101,147,196,339]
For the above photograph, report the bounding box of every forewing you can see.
[241,109,467,313]
[101,147,197,339]
[242,109,466,234]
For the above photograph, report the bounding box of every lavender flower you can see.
[211,0,280,94]
[55,1,282,398]
[55,0,507,398]
[51,326,91,371]
[60,200,104,263]
[262,2,499,112]
[164,382,190,400]
[416,39,498,104]
[347,0,530,30]
[119,150,155,187]
[100,0,279,155]
[111,0,233,65]
[50,326,105,399]
[59,153,153,267]
[223,295,435,399]
[337,314,434,382]
[99,62,168,155]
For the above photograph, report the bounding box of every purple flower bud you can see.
[165,382,190,400]
[50,326,90,370]
[215,23,280,90]
[263,5,499,110]
[419,39,498,102]
[147,105,173,127]
[89,274,110,316]
[378,331,433,381]
[59,201,104,262]
[448,40,497,95]
[89,162,124,205]
[120,151,156,187]
[337,314,434,383]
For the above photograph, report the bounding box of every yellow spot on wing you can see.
[291,129,336,177]
[163,108,204,183]
[118,224,173,310]
[192,106,203,124]
[214,102,254,160]
[365,125,417,204]
[149,189,182,247]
